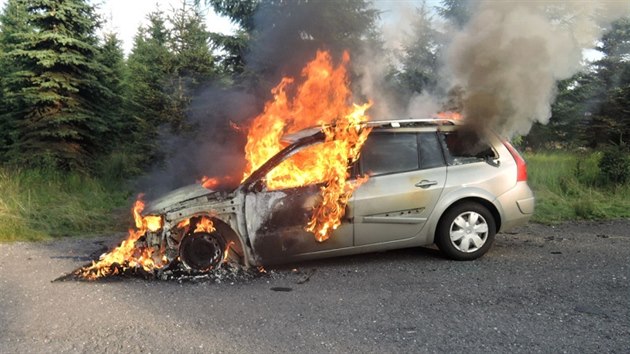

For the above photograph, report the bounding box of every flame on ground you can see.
[75,199,228,280]
[242,50,372,241]
[75,197,165,280]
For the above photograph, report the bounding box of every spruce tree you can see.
[125,10,175,165]
[0,0,30,160]
[3,0,110,169]
[398,3,440,95]
[167,1,215,133]
[96,32,127,145]
[586,18,630,148]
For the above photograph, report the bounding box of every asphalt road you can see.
[1,220,629,353]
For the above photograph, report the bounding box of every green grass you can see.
[1,151,628,242]
[526,151,630,223]
[0,167,132,242]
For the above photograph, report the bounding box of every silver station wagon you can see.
[144,119,535,269]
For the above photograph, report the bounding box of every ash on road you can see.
[1,220,628,353]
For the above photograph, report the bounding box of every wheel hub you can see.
[449,211,489,253]
[179,232,224,271]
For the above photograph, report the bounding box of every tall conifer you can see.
[3,0,110,169]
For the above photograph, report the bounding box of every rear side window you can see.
[361,133,418,176]
[441,130,496,165]
[418,132,445,169]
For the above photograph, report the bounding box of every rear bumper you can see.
[495,182,535,232]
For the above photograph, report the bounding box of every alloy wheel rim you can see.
[449,211,489,253]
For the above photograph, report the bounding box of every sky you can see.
[98,0,237,53]
[0,0,601,60]
[0,0,238,54]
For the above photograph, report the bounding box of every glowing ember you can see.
[199,175,238,190]
[177,218,190,229]
[242,50,371,241]
[75,196,164,280]
[200,176,219,189]
[223,241,235,262]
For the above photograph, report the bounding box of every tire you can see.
[435,202,496,261]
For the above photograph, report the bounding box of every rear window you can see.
[441,130,496,165]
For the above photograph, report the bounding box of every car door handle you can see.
[415,180,438,188]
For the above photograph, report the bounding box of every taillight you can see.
[503,140,527,182]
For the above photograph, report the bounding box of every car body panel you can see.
[353,167,446,245]
[245,184,354,264]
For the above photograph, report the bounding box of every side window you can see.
[440,130,497,165]
[418,132,445,169]
[361,133,419,176]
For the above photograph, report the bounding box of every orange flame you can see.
[223,241,235,262]
[242,50,371,241]
[194,216,216,233]
[199,175,237,189]
[200,176,219,189]
[76,197,164,280]
[434,111,463,120]
[177,218,190,229]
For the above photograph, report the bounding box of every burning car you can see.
[73,51,533,280]
[136,118,534,271]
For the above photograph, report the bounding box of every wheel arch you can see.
[175,214,247,265]
[426,194,502,243]
[210,217,246,263]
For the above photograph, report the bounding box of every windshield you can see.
[263,139,342,190]
[240,131,325,190]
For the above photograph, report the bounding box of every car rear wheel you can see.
[435,202,496,261]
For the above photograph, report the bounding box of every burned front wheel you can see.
[435,202,496,261]
[179,231,226,271]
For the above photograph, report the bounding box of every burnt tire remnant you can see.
[179,231,225,271]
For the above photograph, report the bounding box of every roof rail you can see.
[366,118,458,128]
[281,118,459,143]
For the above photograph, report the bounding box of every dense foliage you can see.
[0,0,628,240]
[0,0,625,173]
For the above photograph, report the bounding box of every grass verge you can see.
[1,152,628,241]
[526,151,630,223]
[0,167,132,242]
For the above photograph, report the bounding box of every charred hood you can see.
[145,183,216,214]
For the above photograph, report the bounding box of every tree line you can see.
[0,0,217,173]
[0,0,628,177]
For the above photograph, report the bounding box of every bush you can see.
[598,144,630,185]
[0,167,131,241]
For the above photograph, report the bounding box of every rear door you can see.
[353,131,446,246]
